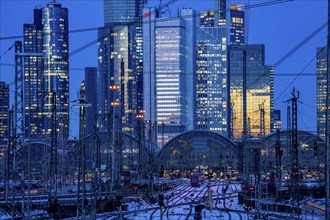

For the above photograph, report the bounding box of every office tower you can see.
[0,81,9,140]
[230,4,245,45]
[23,9,44,137]
[227,45,274,141]
[273,110,282,131]
[196,14,227,134]
[143,8,196,148]
[23,2,69,140]
[97,25,137,132]
[85,67,97,136]
[104,0,143,24]
[200,0,226,28]
[97,0,143,133]
[200,11,215,27]
[316,47,327,141]
[42,2,69,140]
[215,0,226,27]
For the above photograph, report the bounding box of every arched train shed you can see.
[260,130,325,178]
[156,130,240,173]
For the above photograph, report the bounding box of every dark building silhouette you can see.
[84,67,97,136]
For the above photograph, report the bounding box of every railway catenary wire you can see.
[0,0,295,41]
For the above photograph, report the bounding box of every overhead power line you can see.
[0,0,294,41]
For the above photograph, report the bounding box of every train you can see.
[190,173,204,187]
[0,181,46,195]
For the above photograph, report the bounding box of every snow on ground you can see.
[99,179,325,220]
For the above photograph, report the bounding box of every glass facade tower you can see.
[97,0,143,133]
[104,0,143,24]
[230,4,245,45]
[23,9,44,137]
[143,8,196,148]
[23,2,69,140]
[316,47,327,141]
[227,45,274,141]
[196,23,227,134]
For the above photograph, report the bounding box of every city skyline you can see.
[0,0,327,137]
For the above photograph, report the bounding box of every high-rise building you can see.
[200,0,226,28]
[143,8,196,148]
[23,2,69,140]
[200,11,215,27]
[23,9,44,137]
[273,109,282,131]
[316,47,327,141]
[97,0,143,133]
[104,0,143,24]
[227,45,274,141]
[230,4,245,45]
[0,81,9,140]
[215,0,227,27]
[196,14,227,134]
[85,67,97,136]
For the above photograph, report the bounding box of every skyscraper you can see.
[273,109,282,131]
[143,8,196,148]
[23,2,69,140]
[23,9,44,137]
[227,45,274,141]
[104,0,143,24]
[316,47,327,141]
[200,11,215,27]
[230,4,245,45]
[200,0,226,28]
[196,12,227,134]
[0,81,9,140]
[97,0,143,133]
[215,0,226,27]
[85,67,97,136]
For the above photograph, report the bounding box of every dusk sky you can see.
[0,0,327,137]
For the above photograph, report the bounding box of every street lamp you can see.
[109,85,120,192]
[136,110,145,180]
[72,98,92,219]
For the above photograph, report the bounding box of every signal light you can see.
[313,141,318,156]
[245,205,251,212]
[248,186,255,191]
